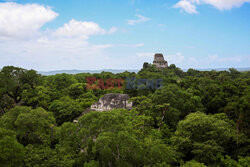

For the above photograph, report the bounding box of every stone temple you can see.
[90,93,132,111]
[153,53,168,68]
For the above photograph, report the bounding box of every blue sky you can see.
[0,0,249,70]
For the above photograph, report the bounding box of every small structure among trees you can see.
[153,53,168,68]
[90,93,132,111]
[143,53,168,69]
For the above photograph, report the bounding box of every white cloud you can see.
[188,57,199,64]
[107,27,118,34]
[209,54,218,61]
[165,52,185,64]
[54,19,117,38]
[0,36,114,70]
[183,54,243,69]
[0,3,117,39]
[119,43,144,47]
[0,20,116,70]
[0,2,120,70]
[133,43,144,47]
[0,2,58,38]
[203,0,250,10]
[55,19,106,38]
[174,0,250,14]
[174,0,198,14]
[209,54,242,62]
[127,14,151,25]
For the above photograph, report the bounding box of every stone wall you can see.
[90,93,132,111]
[153,53,168,68]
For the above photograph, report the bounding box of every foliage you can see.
[0,65,249,166]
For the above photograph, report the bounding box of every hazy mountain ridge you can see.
[39,67,250,75]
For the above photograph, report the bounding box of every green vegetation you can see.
[0,65,249,166]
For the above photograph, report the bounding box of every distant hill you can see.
[39,69,139,75]
[182,67,250,72]
[189,67,250,72]
[38,67,250,75]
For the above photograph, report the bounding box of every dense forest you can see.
[0,65,249,167]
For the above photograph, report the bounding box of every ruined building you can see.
[90,93,132,111]
[153,53,168,68]
[143,53,168,69]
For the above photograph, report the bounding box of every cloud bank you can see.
[0,2,117,70]
[127,14,151,25]
[0,2,58,38]
[174,0,250,14]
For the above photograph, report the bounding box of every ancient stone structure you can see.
[153,53,168,68]
[90,93,132,111]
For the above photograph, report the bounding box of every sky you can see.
[0,0,250,71]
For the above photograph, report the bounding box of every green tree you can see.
[0,128,24,167]
[0,106,55,145]
[0,66,41,112]
[172,112,236,165]
[49,96,82,125]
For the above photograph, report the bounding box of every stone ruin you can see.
[73,94,132,123]
[90,93,132,111]
[153,53,168,68]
